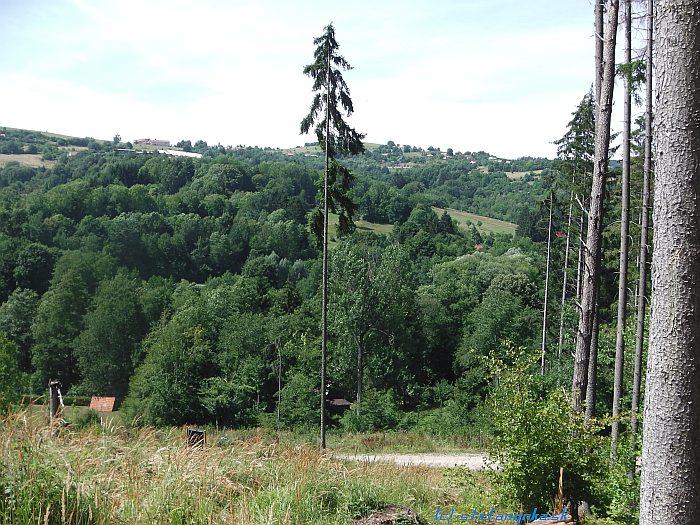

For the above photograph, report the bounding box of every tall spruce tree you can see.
[300,23,365,449]
[640,1,700,521]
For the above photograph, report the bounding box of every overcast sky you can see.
[1,0,617,159]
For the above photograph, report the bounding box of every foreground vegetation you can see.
[0,408,495,525]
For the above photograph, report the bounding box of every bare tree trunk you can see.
[356,336,364,415]
[576,208,584,302]
[630,0,653,441]
[573,0,620,413]
[558,179,576,357]
[320,47,331,450]
[541,192,553,374]
[611,0,633,455]
[585,306,599,423]
[640,1,700,521]
[594,0,604,106]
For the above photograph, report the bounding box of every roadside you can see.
[334,452,494,470]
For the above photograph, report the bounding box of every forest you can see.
[0,124,558,430]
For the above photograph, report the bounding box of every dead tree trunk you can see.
[572,0,620,412]
[558,179,576,357]
[611,0,633,455]
[594,0,604,106]
[48,379,62,426]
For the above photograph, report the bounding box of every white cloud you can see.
[1,0,603,158]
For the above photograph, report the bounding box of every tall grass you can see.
[0,408,495,524]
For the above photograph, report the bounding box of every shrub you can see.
[278,371,319,431]
[340,389,400,432]
[71,408,101,429]
[486,342,607,512]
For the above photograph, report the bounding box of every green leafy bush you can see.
[71,408,101,429]
[340,389,400,432]
[486,342,607,511]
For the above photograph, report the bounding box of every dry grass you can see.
[0,408,495,524]
[0,153,56,168]
[505,170,542,180]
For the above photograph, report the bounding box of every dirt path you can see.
[334,452,493,470]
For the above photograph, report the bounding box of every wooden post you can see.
[48,379,62,424]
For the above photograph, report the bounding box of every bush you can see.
[71,408,101,429]
[486,342,607,512]
[278,371,319,431]
[340,389,400,432]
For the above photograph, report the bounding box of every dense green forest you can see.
[0,126,546,426]
[0,114,641,438]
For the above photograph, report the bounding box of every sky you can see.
[1,0,613,159]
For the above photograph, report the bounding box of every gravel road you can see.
[334,452,493,470]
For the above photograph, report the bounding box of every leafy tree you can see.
[0,335,22,411]
[300,22,365,448]
[74,272,147,398]
[0,288,39,372]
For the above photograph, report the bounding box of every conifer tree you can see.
[300,23,365,448]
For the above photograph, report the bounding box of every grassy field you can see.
[432,207,517,236]
[328,208,516,242]
[326,213,394,246]
[0,153,56,168]
[505,170,542,180]
[1,408,496,524]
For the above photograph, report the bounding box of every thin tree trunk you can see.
[558,179,576,357]
[640,2,700,521]
[576,207,584,302]
[594,0,604,106]
[541,192,553,374]
[573,0,620,413]
[585,305,599,423]
[356,336,363,415]
[611,0,633,455]
[320,45,331,450]
[630,0,653,441]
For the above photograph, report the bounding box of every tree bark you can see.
[640,1,700,521]
[611,0,632,454]
[594,1,605,107]
[630,0,653,441]
[585,306,599,423]
[576,208,584,302]
[572,0,620,413]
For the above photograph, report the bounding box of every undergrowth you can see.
[0,407,495,524]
